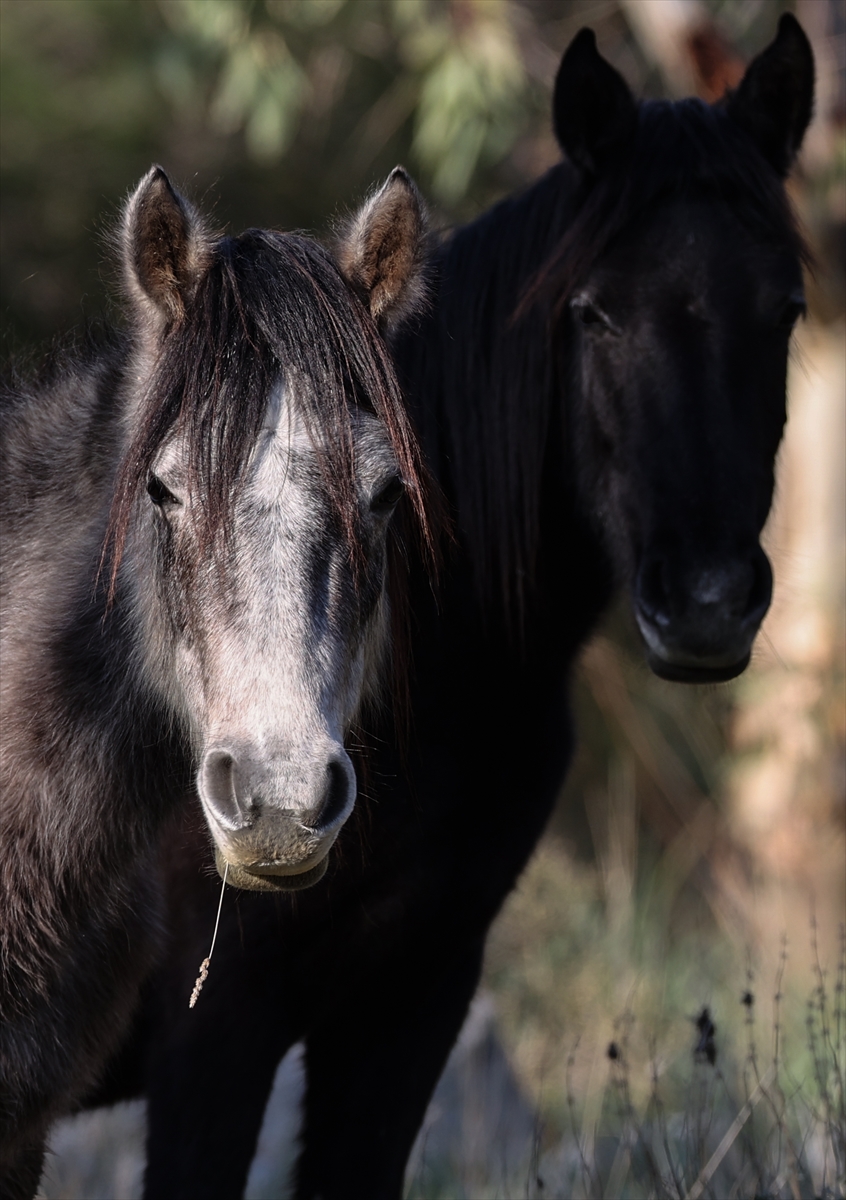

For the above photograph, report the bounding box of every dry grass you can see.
[38,834,844,1199]
[403,831,845,1199]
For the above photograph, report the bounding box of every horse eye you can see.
[571,297,609,329]
[371,475,404,512]
[146,474,178,507]
[778,295,806,328]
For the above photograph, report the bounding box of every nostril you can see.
[313,759,354,832]
[690,565,751,613]
[688,557,769,621]
[201,749,250,831]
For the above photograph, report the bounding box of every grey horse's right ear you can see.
[121,166,213,334]
[336,167,429,333]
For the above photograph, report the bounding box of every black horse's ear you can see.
[122,166,212,332]
[726,14,814,176]
[336,167,428,333]
[553,28,638,176]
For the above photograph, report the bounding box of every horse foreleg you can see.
[293,936,485,1200]
[141,972,293,1200]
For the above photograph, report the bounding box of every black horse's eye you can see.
[777,294,806,329]
[571,296,611,329]
[146,474,178,507]
[371,475,404,512]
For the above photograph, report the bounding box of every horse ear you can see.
[726,14,814,176]
[553,28,637,176]
[336,167,428,332]
[122,166,212,332]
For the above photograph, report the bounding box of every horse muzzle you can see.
[639,638,751,683]
[197,742,356,891]
[213,843,332,892]
[634,548,772,683]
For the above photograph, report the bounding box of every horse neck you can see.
[1,345,183,867]
[396,163,587,629]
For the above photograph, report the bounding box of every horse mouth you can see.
[646,649,751,684]
[213,847,330,892]
[636,610,754,684]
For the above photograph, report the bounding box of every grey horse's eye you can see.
[371,475,404,512]
[146,474,179,507]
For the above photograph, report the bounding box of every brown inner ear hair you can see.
[335,169,429,331]
[366,200,421,325]
[127,169,208,327]
[132,195,190,322]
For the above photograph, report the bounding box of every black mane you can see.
[525,96,810,314]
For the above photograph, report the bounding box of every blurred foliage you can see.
[0,0,545,349]
[154,0,528,188]
[6,0,837,348]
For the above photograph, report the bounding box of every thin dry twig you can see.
[189,862,229,1008]
[684,1066,775,1200]
[645,1036,685,1200]
[565,1038,598,1199]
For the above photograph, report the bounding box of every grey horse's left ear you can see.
[121,165,213,335]
[336,167,428,333]
[726,14,814,176]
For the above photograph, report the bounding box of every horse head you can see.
[552,16,813,682]
[113,166,429,889]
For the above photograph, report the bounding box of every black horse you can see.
[89,16,813,1199]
